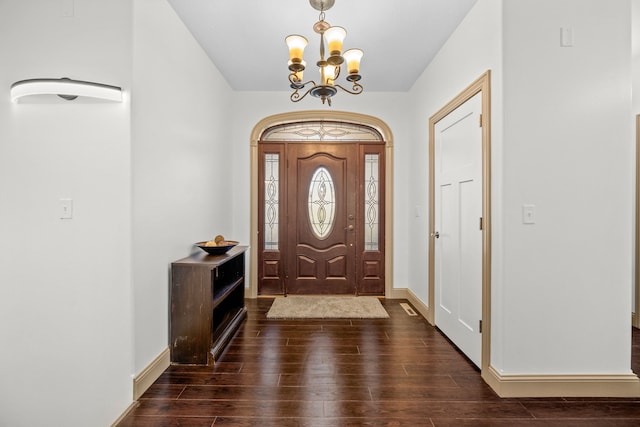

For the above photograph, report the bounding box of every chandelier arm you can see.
[334,81,364,95]
[293,79,317,89]
[289,73,310,88]
[290,85,315,102]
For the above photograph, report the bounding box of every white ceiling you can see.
[167,0,478,92]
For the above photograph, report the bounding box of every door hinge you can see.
[479,113,483,127]
[479,320,483,333]
[479,217,483,230]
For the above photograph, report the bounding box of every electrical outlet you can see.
[561,27,574,47]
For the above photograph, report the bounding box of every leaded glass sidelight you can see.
[364,154,380,250]
[264,153,279,250]
[308,167,336,239]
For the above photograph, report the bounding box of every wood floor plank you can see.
[520,400,640,418]
[368,385,501,401]
[431,419,640,427]
[138,384,185,400]
[211,417,430,427]
[239,362,337,375]
[131,399,324,417]
[154,372,281,386]
[178,385,372,401]
[278,373,458,387]
[322,400,532,418]
[116,416,216,427]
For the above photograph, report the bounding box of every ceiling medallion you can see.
[285,0,363,106]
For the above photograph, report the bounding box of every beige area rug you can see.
[266,296,389,319]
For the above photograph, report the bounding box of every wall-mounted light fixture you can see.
[10,78,123,103]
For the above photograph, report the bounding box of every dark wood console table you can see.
[170,246,247,364]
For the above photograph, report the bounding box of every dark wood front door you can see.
[258,126,385,296]
[286,143,357,294]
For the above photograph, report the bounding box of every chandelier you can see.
[285,0,363,106]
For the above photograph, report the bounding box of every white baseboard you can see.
[403,287,432,325]
[483,365,640,397]
[387,287,408,299]
[133,347,170,400]
[110,401,138,427]
[113,347,172,425]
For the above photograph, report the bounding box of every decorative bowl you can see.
[195,240,239,255]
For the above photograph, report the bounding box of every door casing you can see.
[249,111,395,298]
[635,115,640,329]
[428,71,492,374]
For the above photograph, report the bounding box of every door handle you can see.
[430,231,440,239]
[346,225,354,231]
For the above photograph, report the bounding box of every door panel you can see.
[358,145,385,294]
[286,144,357,295]
[459,178,482,331]
[258,144,285,295]
[434,92,483,368]
[438,183,455,315]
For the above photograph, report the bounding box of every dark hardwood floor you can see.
[118,299,640,426]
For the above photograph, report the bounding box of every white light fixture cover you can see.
[10,78,122,103]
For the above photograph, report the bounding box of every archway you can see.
[248,110,394,298]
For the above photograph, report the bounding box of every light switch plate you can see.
[522,204,535,224]
[60,198,73,219]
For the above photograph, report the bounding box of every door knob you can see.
[346,225,354,231]
[430,231,440,238]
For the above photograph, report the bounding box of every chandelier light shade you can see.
[285,0,363,106]
[324,26,346,63]
[343,48,363,76]
[285,35,308,65]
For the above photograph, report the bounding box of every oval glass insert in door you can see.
[308,166,336,239]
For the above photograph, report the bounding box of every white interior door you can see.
[434,92,483,368]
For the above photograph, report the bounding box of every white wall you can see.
[406,0,504,313]
[132,0,233,376]
[0,0,235,425]
[631,0,640,115]
[228,91,413,291]
[632,0,640,316]
[409,0,634,377]
[0,1,134,426]
[500,0,633,374]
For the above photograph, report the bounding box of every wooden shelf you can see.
[213,277,244,309]
[169,246,247,365]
